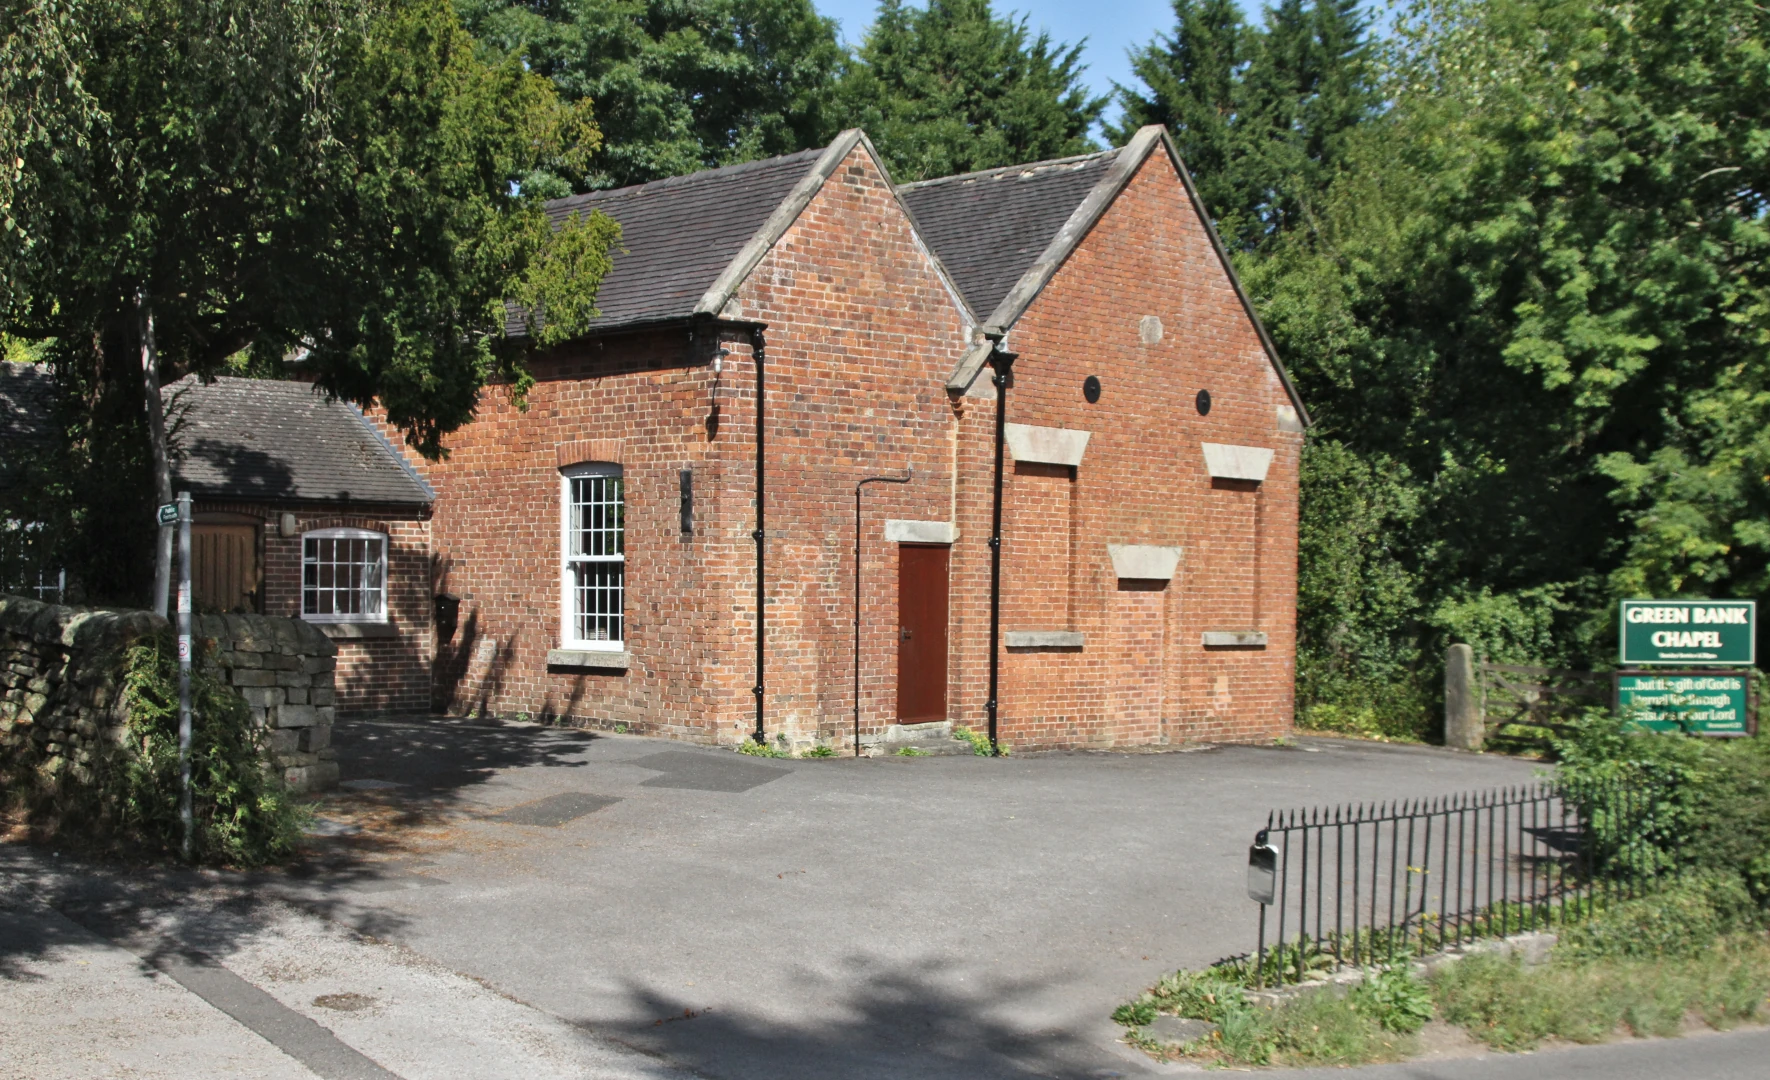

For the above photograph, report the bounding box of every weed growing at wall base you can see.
[119,634,308,866]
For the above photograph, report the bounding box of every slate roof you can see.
[164,376,433,507]
[509,147,828,335]
[897,149,1121,321]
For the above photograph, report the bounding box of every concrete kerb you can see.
[1240,930,1560,1008]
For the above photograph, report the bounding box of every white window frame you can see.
[300,527,389,624]
[560,463,625,650]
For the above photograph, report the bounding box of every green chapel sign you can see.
[1615,672,1752,736]
[1619,600,1756,666]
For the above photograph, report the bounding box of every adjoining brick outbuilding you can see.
[415,125,1307,752]
[0,367,436,717]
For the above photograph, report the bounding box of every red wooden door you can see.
[896,545,950,722]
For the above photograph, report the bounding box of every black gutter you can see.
[854,469,914,756]
[985,345,1016,755]
[751,327,769,747]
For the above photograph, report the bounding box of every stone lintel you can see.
[1202,442,1275,482]
[884,519,956,544]
[1107,544,1181,581]
[1005,423,1090,467]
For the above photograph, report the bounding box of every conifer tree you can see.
[460,0,845,190]
[838,0,1106,182]
[1113,0,1374,251]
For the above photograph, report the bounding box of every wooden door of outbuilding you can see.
[192,522,260,614]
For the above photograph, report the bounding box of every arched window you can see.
[560,463,624,649]
[302,528,387,623]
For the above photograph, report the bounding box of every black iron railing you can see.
[1242,781,1655,987]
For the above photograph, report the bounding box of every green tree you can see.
[460,0,846,190]
[838,0,1106,182]
[1113,0,1375,251]
[3,0,620,602]
[1246,0,1770,730]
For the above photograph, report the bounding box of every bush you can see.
[1555,714,1770,909]
[118,633,307,865]
[1557,874,1763,962]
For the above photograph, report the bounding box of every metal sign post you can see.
[175,491,194,860]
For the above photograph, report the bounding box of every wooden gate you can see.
[1478,663,1608,750]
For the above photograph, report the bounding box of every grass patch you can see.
[1114,966,1424,1067]
[895,746,929,757]
[801,744,836,758]
[1434,935,1770,1050]
[1118,877,1770,1067]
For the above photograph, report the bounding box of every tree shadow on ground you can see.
[1,715,602,981]
[331,715,597,795]
[596,954,1135,1080]
[0,841,414,983]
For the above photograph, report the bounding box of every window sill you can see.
[547,648,631,671]
[312,621,397,640]
[1004,631,1084,650]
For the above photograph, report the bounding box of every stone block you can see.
[284,687,307,705]
[309,687,335,708]
[230,669,279,687]
[265,652,300,671]
[299,724,331,753]
[282,760,339,794]
[1445,643,1482,751]
[301,655,337,675]
[238,686,282,708]
[267,729,301,756]
[277,703,319,728]
[316,706,335,725]
[276,669,310,688]
[230,650,263,669]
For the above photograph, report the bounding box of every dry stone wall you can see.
[0,596,341,817]
[195,612,340,792]
[0,595,162,803]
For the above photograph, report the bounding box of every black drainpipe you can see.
[751,327,769,747]
[985,345,1016,755]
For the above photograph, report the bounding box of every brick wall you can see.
[947,149,1303,750]
[413,140,1300,752]
[201,500,432,715]
[417,142,972,748]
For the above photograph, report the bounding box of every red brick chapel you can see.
[409,124,1309,753]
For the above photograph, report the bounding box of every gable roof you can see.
[511,147,828,336]
[513,129,976,338]
[165,376,433,507]
[897,149,1120,324]
[906,126,1309,425]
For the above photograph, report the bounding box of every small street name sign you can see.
[156,502,178,526]
[1615,671,1753,737]
[1619,600,1755,666]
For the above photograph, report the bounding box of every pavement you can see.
[1,724,1762,1078]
